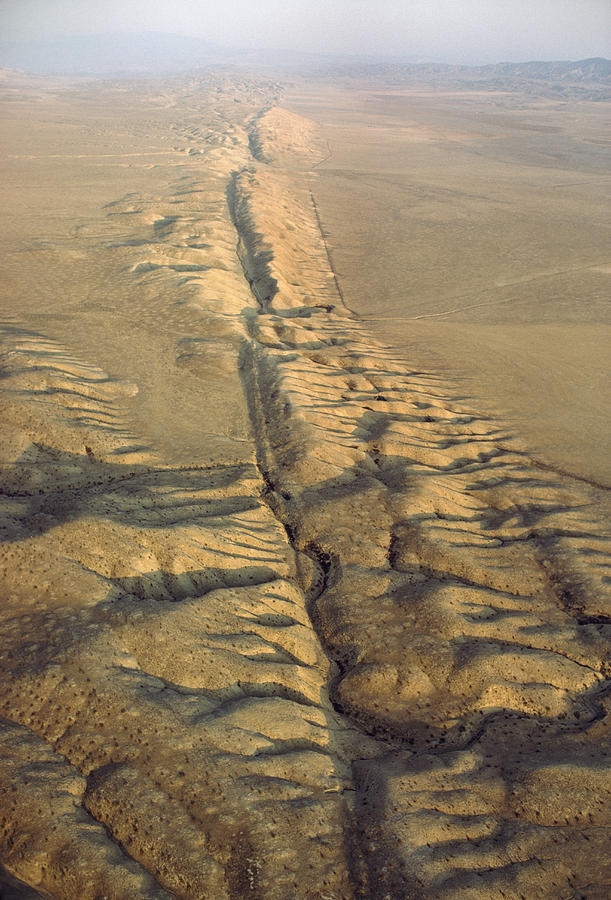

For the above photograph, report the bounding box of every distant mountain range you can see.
[370,57,611,83]
[479,58,611,81]
[343,57,611,100]
[0,32,609,85]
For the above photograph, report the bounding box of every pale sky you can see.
[1,0,609,64]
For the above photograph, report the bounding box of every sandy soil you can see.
[0,70,609,899]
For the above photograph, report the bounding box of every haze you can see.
[1,0,610,63]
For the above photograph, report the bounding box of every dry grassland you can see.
[0,69,609,899]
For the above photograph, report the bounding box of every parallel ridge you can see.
[232,107,611,898]
[1,94,609,900]
[0,96,380,900]
[0,321,374,900]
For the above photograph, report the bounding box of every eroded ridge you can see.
[0,322,383,898]
[231,107,611,898]
[1,92,609,900]
[0,95,380,899]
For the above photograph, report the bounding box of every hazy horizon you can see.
[1,0,610,66]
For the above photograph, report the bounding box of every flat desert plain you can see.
[0,68,609,899]
[285,81,611,486]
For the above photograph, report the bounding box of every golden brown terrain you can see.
[285,81,611,486]
[0,68,609,899]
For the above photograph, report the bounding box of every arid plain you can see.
[285,80,611,486]
[0,66,609,899]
